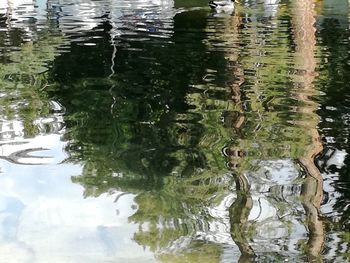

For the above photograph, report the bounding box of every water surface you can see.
[0,0,349,262]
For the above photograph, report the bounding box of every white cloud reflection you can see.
[0,134,157,263]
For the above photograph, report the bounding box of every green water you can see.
[0,0,349,262]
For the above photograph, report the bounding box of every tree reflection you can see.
[219,11,256,263]
[0,21,66,163]
[66,9,235,262]
[229,172,255,263]
[292,0,324,261]
[48,1,345,262]
[315,1,350,260]
[1,0,349,262]
[219,0,325,261]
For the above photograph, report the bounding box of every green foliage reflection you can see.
[0,29,64,137]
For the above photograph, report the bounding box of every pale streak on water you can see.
[0,0,349,262]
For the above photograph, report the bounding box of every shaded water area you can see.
[0,0,350,262]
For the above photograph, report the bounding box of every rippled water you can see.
[0,0,349,262]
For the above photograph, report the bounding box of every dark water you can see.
[0,0,349,262]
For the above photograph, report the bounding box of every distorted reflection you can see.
[0,0,349,262]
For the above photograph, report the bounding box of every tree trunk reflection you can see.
[223,11,256,263]
[292,0,325,260]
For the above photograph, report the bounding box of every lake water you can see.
[0,0,349,262]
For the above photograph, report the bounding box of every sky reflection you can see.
[0,123,156,262]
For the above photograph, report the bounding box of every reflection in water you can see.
[316,1,350,261]
[215,10,257,263]
[0,0,350,262]
[292,0,324,261]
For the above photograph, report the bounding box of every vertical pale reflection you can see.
[222,11,256,263]
[292,0,325,260]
